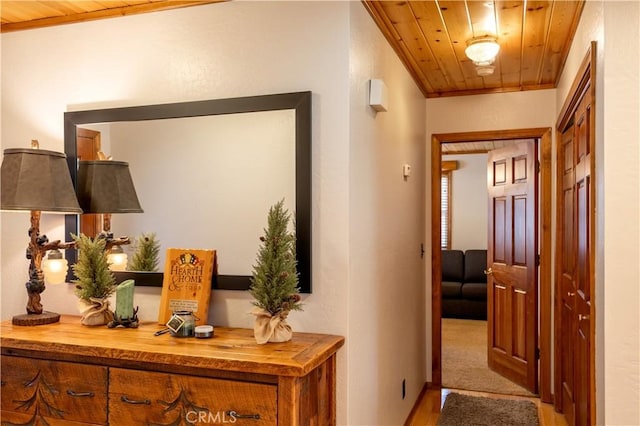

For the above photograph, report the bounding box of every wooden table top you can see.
[0,316,344,377]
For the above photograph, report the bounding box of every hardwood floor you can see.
[406,386,568,426]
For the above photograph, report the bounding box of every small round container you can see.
[167,311,196,337]
[195,325,214,339]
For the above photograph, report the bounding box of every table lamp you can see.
[1,141,82,325]
[75,154,143,269]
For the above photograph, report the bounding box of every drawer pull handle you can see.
[121,395,151,405]
[67,389,94,397]
[227,410,261,420]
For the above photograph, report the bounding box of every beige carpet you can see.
[442,318,536,397]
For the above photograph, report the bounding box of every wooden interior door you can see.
[556,91,593,426]
[77,128,101,237]
[558,126,577,425]
[486,140,538,393]
[555,43,596,425]
[573,90,592,426]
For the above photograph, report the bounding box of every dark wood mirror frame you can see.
[64,91,312,293]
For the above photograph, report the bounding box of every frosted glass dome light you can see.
[107,245,128,272]
[42,249,68,285]
[465,36,500,66]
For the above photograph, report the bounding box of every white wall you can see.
[443,153,488,251]
[426,89,556,135]
[1,2,427,424]
[348,3,426,424]
[555,1,640,424]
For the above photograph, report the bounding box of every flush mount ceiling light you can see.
[465,36,500,67]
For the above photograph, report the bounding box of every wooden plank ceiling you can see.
[442,139,523,154]
[363,1,585,98]
[1,1,584,99]
[0,1,224,32]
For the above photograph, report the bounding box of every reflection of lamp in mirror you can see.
[107,245,128,271]
[76,153,143,255]
[1,141,82,325]
[42,249,69,284]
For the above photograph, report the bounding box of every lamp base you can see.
[12,311,61,326]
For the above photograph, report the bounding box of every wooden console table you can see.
[0,316,344,425]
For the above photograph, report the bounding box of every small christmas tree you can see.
[249,199,302,316]
[128,232,160,272]
[72,233,116,301]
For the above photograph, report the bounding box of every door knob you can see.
[567,291,575,297]
[579,314,590,321]
[484,268,493,276]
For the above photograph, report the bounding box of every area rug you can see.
[437,392,539,426]
[442,318,536,396]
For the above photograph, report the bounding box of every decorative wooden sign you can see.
[158,248,216,326]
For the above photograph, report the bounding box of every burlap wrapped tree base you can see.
[78,297,114,326]
[252,308,293,344]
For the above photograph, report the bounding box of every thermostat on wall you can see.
[369,79,388,112]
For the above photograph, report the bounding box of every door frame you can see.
[431,127,553,403]
[77,127,102,238]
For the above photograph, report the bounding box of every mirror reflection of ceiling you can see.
[0,1,585,98]
[442,139,529,155]
[82,109,296,275]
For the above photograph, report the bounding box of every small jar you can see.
[167,311,196,337]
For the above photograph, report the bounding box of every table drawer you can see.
[109,368,277,425]
[1,355,107,424]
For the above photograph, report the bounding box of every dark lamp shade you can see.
[77,160,143,214]
[1,148,82,213]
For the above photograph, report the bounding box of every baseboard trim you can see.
[404,382,430,426]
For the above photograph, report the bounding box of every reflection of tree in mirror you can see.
[128,232,161,272]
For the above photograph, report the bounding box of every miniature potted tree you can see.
[249,199,302,344]
[72,233,116,326]
[128,232,160,272]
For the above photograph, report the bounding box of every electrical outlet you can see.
[402,379,406,400]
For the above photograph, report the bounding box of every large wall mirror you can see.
[64,92,312,293]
